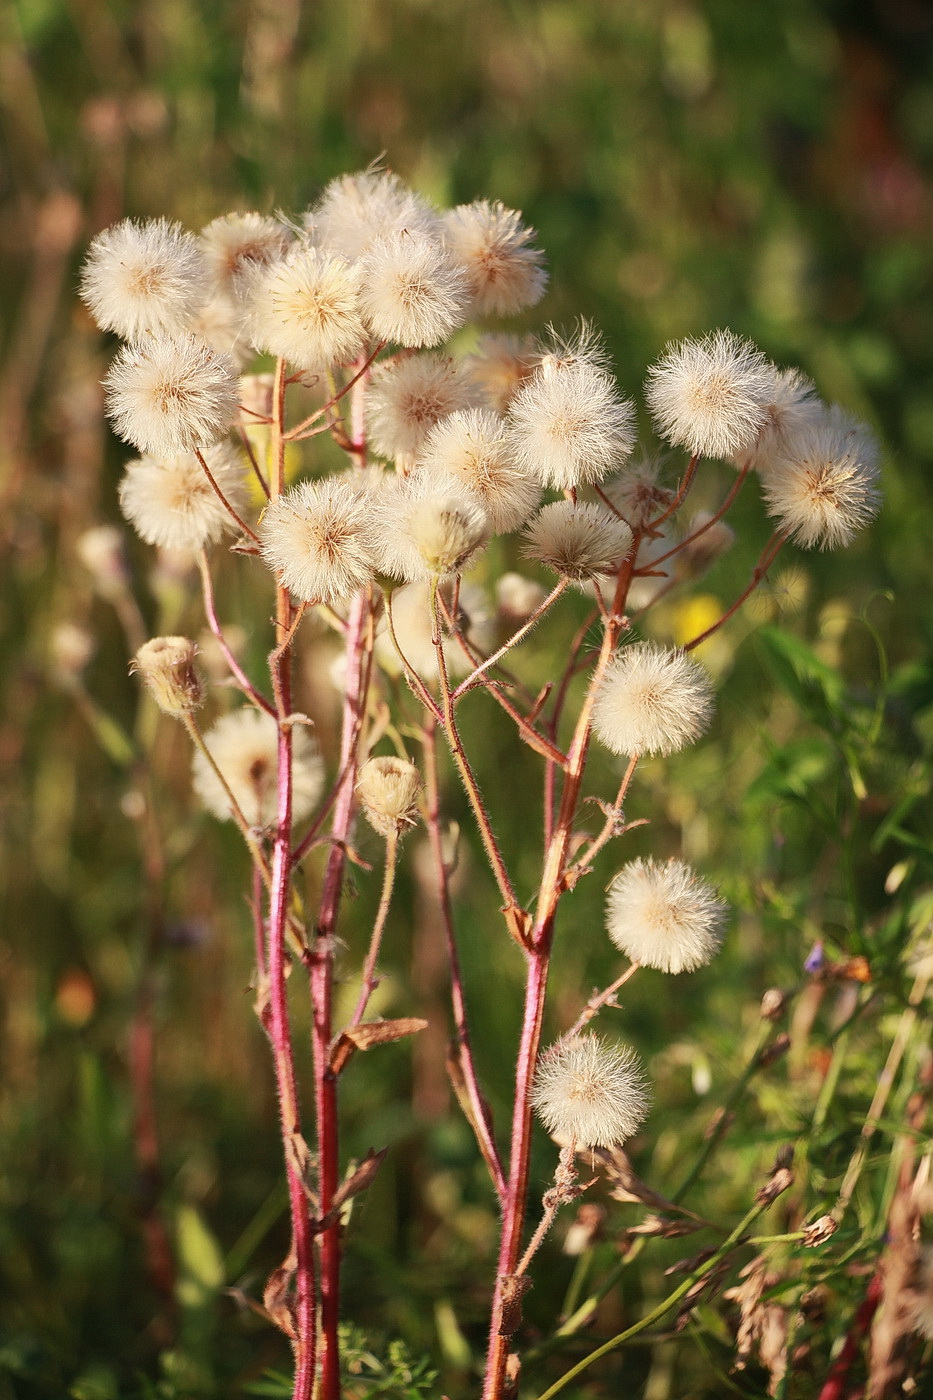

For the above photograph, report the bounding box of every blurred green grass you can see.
[2,0,932,1395]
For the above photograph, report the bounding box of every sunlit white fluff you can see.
[359,228,469,348]
[761,405,881,550]
[310,168,442,261]
[532,1033,650,1148]
[417,408,540,533]
[249,245,367,370]
[367,353,478,466]
[198,212,292,296]
[592,641,715,757]
[118,443,249,551]
[603,457,675,532]
[81,217,208,340]
[606,857,728,973]
[371,475,489,582]
[523,500,632,580]
[104,333,240,457]
[466,333,540,412]
[259,476,379,605]
[442,200,547,316]
[645,329,774,461]
[507,329,636,489]
[734,365,823,472]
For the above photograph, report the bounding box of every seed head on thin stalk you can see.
[761,405,881,550]
[442,199,548,316]
[416,407,541,534]
[367,353,479,467]
[732,365,823,473]
[104,333,240,457]
[192,708,324,830]
[372,477,490,582]
[357,756,422,837]
[131,636,203,717]
[118,443,250,551]
[375,580,494,681]
[532,1034,650,1149]
[603,456,675,532]
[507,327,636,489]
[80,217,208,339]
[606,856,728,974]
[198,211,292,296]
[249,245,368,370]
[645,328,774,461]
[592,641,715,757]
[523,500,632,582]
[360,228,469,348]
[466,333,540,412]
[259,475,380,606]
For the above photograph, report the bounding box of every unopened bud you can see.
[356,756,422,837]
[131,636,203,716]
[760,987,786,1021]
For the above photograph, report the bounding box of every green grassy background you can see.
[2,1,932,1396]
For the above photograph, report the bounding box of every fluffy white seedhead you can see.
[466,333,540,412]
[367,353,479,465]
[604,457,675,532]
[310,168,442,261]
[645,329,774,461]
[761,405,881,550]
[371,475,489,581]
[507,328,636,489]
[81,218,208,340]
[417,408,540,533]
[198,212,292,296]
[192,708,324,829]
[189,291,252,369]
[376,580,493,681]
[356,755,422,836]
[592,641,715,757]
[248,245,367,369]
[606,857,728,973]
[259,476,380,605]
[734,365,824,472]
[442,200,547,316]
[359,228,469,348]
[118,443,249,551]
[523,500,633,581]
[532,1033,650,1148]
[104,333,240,457]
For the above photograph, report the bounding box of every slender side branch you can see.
[198,552,276,714]
[194,449,260,543]
[684,531,786,653]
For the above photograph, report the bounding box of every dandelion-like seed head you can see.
[466,333,540,412]
[198,212,292,295]
[442,200,547,316]
[532,1033,650,1148]
[507,329,635,489]
[192,708,324,829]
[372,477,489,582]
[104,333,240,457]
[523,500,633,581]
[367,354,479,466]
[761,405,881,550]
[592,641,715,757]
[81,217,208,340]
[359,229,469,348]
[249,245,367,370]
[417,408,540,534]
[259,476,379,606]
[645,329,774,461]
[310,167,442,261]
[606,857,728,973]
[356,755,422,836]
[735,365,823,472]
[118,442,249,551]
[132,636,203,717]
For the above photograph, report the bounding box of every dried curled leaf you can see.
[330,1017,429,1073]
[497,1273,533,1337]
[263,1249,298,1340]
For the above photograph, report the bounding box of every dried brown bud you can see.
[758,1032,791,1067]
[131,635,202,715]
[801,1214,838,1248]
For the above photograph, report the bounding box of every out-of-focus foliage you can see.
[1,0,932,1396]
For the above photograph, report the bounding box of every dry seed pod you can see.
[356,756,422,836]
[132,636,202,715]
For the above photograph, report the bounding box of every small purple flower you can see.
[804,940,825,975]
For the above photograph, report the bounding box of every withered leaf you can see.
[330,1017,429,1073]
[497,1273,533,1337]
